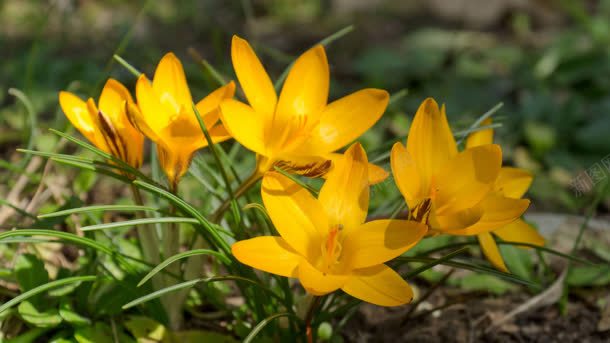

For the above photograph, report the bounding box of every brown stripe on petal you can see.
[274,159,332,178]
[97,110,126,161]
[409,198,432,225]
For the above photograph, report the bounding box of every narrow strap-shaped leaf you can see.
[0,198,37,219]
[418,241,593,266]
[0,276,97,314]
[48,129,157,185]
[138,249,230,287]
[81,217,199,231]
[133,180,233,253]
[113,54,142,77]
[192,104,236,202]
[50,157,132,183]
[388,88,408,105]
[0,229,113,254]
[8,88,37,167]
[397,256,540,289]
[18,149,145,182]
[0,229,141,272]
[455,102,503,145]
[274,25,354,90]
[243,312,298,343]
[38,205,157,219]
[123,275,283,309]
[273,166,318,196]
[403,247,469,279]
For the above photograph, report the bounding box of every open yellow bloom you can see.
[59,79,144,170]
[232,143,427,306]
[466,119,545,272]
[220,36,389,184]
[126,52,235,189]
[391,98,530,237]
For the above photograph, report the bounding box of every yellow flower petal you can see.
[261,172,327,259]
[390,142,425,207]
[298,258,347,296]
[406,98,457,192]
[135,75,171,136]
[495,167,533,199]
[434,144,502,215]
[125,100,161,143]
[98,79,144,168]
[318,143,369,230]
[156,143,192,188]
[199,124,232,148]
[98,78,135,127]
[342,219,427,269]
[325,153,389,185]
[219,99,267,155]
[439,195,530,235]
[342,264,413,306]
[275,45,328,130]
[465,118,493,148]
[231,35,277,116]
[232,236,300,277]
[478,231,509,273]
[493,219,545,248]
[152,52,193,110]
[59,91,97,144]
[195,81,236,129]
[293,89,389,155]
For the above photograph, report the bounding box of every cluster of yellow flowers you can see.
[59,36,544,307]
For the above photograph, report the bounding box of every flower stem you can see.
[164,183,184,330]
[304,296,321,343]
[130,184,160,264]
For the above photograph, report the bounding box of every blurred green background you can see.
[2,0,610,213]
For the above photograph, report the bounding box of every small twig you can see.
[486,269,567,332]
[0,156,43,225]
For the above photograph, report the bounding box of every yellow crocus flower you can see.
[466,119,545,272]
[126,52,235,189]
[391,98,530,237]
[59,79,144,170]
[219,35,389,184]
[232,143,427,306]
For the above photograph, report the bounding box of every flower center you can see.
[409,198,432,225]
[320,224,343,274]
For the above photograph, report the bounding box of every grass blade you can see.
[455,102,503,145]
[38,205,157,219]
[243,313,297,343]
[397,256,540,289]
[48,129,157,185]
[138,249,231,287]
[403,247,469,279]
[8,88,37,168]
[0,276,97,314]
[274,25,355,90]
[81,217,199,231]
[123,279,201,310]
[124,275,282,309]
[0,229,113,255]
[133,180,232,253]
[418,241,594,266]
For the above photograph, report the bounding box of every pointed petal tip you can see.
[309,44,328,61]
[161,51,178,61]
[420,97,441,116]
